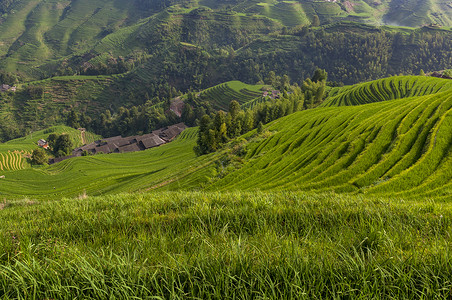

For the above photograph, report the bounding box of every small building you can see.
[118,143,141,153]
[37,139,49,149]
[0,84,17,93]
[271,90,281,99]
[139,134,166,150]
[54,123,188,164]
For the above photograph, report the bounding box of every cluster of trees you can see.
[0,71,18,86]
[66,103,181,138]
[194,92,306,155]
[46,134,73,157]
[0,0,14,14]
[31,133,73,165]
[194,69,329,155]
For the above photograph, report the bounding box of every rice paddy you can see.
[0,125,100,172]
[0,151,30,171]
[197,80,264,110]
[1,75,452,298]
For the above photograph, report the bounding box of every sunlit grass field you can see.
[1,191,451,298]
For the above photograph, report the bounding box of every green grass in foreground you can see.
[1,191,451,298]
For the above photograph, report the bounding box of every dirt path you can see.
[170,97,184,117]
[81,130,86,145]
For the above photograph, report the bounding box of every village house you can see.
[37,139,49,149]
[0,84,17,93]
[50,123,188,164]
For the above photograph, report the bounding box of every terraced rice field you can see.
[197,81,264,110]
[209,77,452,199]
[322,76,452,106]
[3,76,452,200]
[0,150,30,171]
[253,1,310,27]
[0,128,214,198]
[0,126,100,172]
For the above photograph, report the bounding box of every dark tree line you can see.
[194,69,328,155]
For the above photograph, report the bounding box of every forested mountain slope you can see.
[0,0,451,79]
[1,0,452,152]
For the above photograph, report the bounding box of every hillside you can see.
[0,128,214,198]
[1,0,452,141]
[3,75,452,298]
[0,125,100,171]
[0,0,451,80]
[2,76,452,199]
[322,75,452,106]
[196,80,265,110]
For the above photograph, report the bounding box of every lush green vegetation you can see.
[1,191,452,298]
[0,74,452,297]
[0,128,214,198]
[0,125,100,171]
[2,75,452,199]
[1,2,452,295]
[209,85,452,199]
[196,81,264,110]
[323,75,452,106]
[2,3,452,139]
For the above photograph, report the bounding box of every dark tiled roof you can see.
[59,123,188,164]
[118,143,141,153]
[140,135,165,149]
[94,144,111,154]
[161,124,186,141]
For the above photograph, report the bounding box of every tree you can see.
[181,103,195,126]
[31,148,47,165]
[53,134,73,157]
[27,85,44,99]
[311,15,320,27]
[228,100,240,120]
[257,121,264,134]
[194,114,212,155]
[311,68,328,83]
[265,71,277,86]
[67,110,81,129]
[280,75,290,91]
[47,133,59,150]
